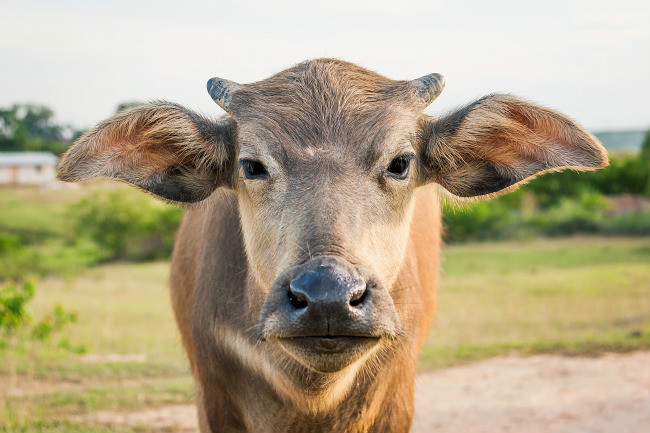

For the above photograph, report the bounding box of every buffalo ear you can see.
[58,102,236,203]
[418,94,608,198]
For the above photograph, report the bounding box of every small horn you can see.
[411,73,445,106]
[207,77,242,113]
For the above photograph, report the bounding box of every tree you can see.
[0,104,76,154]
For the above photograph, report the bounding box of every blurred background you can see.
[1,1,648,432]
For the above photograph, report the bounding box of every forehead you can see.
[231,59,421,161]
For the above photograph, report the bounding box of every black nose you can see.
[287,265,368,312]
[258,255,400,340]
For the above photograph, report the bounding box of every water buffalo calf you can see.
[58,59,607,433]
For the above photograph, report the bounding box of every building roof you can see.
[0,152,58,167]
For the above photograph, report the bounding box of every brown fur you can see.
[58,103,236,203]
[58,59,607,433]
[421,94,608,198]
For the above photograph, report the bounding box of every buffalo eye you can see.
[240,159,268,179]
[386,155,414,180]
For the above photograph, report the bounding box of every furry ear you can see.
[58,102,236,203]
[418,94,608,198]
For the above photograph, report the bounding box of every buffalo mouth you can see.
[277,335,381,373]
[258,256,401,373]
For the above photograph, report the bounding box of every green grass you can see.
[17,377,194,416]
[0,185,94,240]
[1,236,649,431]
[30,262,182,356]
[1,260,192,432]
[421,236,650,369]
[0,419,130,433]
[440,236,650,275]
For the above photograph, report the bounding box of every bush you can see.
[443,200,515,242]
[443,189,647,243]
[600,211,650,236]
[0,234,41,282]
[30,304,77,342]
[536,192,610,237]
[0,188,183,281]
[0,233,21,255]
[0,282,35,334]
[0,281,77,347]
[69,189,183,261]
[0,231,101,282]
[0,280,82,406]
[524,150,650,206]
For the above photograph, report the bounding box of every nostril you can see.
[288,288,308,309]
[349,285,368,307]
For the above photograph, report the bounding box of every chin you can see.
[278,336,381,373]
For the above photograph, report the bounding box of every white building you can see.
[0,152,58,185]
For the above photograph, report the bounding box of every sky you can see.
[1,0,648,131]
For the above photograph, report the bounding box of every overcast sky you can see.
[1,0,648,131]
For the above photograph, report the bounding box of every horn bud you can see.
[207,77,242,113]
[411,73,445,107]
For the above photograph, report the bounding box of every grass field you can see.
[1,185,649,431]
[422,237,650,369]
[1,236,649,432]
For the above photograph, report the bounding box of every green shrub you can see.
[0,282,35,334]
[537,192,609,237]
[0,280,82,405]
[1,282,79,348]
[1,188,183,281]
[443,189,647,243]
[443,200,517,242]
[601,211,650,236]
[524,150,650,206]
[0,235,43,282]
[69,189,183,261]
[0,233,22,254]
[30,304,77,342]
[0,238,104,282]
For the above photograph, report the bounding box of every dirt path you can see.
[84,352,650,433]
[411,352,650,433]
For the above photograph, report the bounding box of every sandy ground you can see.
[411,352,650,433]
[82,352,650,433]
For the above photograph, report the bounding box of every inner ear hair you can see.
[419,94,608,199]
[57,102,237,203]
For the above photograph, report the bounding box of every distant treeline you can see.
[0,104,81,154]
